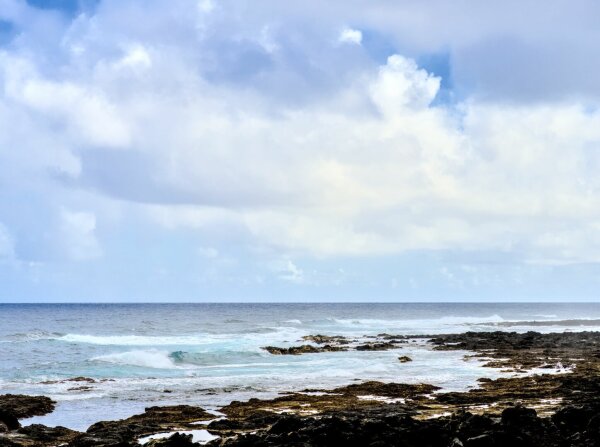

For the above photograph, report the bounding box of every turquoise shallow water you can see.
[2,303,600,430]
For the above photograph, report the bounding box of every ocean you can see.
[2,302,600,431]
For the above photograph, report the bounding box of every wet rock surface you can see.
[263,344,347,355]
[145,432,199,446]
[69,405,213,447]
[5,331,600,446]
[262,333,406,354]
[428,330,600,371]
[301,335,350,345]
[0,395,55,421]
[212,405,588,447]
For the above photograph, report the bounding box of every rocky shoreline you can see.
[3,331,600,446]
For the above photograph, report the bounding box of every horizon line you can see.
[0,301,597,305]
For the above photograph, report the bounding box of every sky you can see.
[1,0,600,302]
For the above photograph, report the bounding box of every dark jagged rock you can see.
[213,403,584,447]
[332,381,439,398]
[0,414,19,432]
[501,405,537,425]
[398,355,412,363]
[301,335,350,345]
[17,424,79,445]
[262,344,346,355]
[0,437,22,447]
[145,432,199,446]
[355,341,397,351]
[0,394,56,436]
[69,405,213,447]
[0,395,55,420]
[429,331,600,371]
[40,377,97,385]
[263,334,406,356]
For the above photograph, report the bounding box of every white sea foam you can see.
[138,429,219,445]
[58,326,306,346]
[60,334,214,346]
[92,350,177,369]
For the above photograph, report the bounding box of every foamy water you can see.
[1,303,599,430]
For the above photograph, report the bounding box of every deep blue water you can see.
[1,302,600,430]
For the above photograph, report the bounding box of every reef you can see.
[261,333,407,355]
[4,331,600,446]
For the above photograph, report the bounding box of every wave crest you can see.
[92,350,176,369]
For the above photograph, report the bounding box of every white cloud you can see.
[371,55,441,111]
[198,246,219,259]
[110,50,600,263]
[2,0,600,271]
[338,27,362,45]
[271,259,305,284]
[60,210,102,261]
[2,54,131,149]
[113,44,152,72]
[0,223,15,260]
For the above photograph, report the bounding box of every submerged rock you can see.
[40,377,97,385]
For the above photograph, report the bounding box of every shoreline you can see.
[3,330,600,446]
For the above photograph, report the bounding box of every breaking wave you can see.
[92,350,177,369]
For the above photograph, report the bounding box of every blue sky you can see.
[1,0,600,302]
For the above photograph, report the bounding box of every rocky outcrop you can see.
[0,395,76,446]
[301,335,350,345]
[262,344,347,355]
[7,331,600,446]
[263,334,405,355]
[0,395,55,421]
[15,424,79,446]
[69,405,213,447]
[0,394,55,431]
[355,341,397,351]
[212,404,600,447]
[428,330,600,371]
[145,432,199,446]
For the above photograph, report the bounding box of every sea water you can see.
[2,302,600,431]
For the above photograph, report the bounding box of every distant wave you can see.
[327,314,504,325]
[284,319,302,325]
[57,327,302,346]
[322,315,505,327]
[0,331,64,343]
[60,334,215,346]
[487,319,600,327]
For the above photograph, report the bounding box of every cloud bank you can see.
[1,0,600,301]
